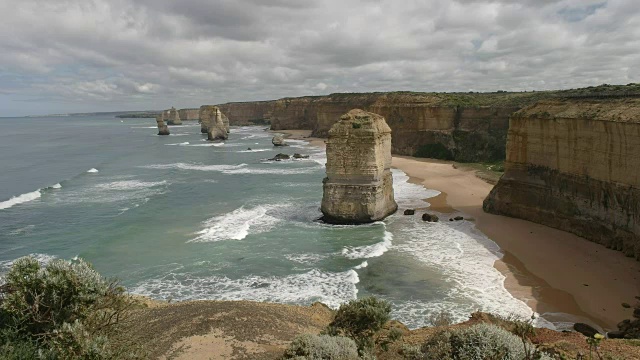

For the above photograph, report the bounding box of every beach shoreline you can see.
[277,129,640,331]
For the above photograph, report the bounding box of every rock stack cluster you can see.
[321,109,397,224]
[199,105,228,141]
[156,115,170,136]
[166,107,182,125]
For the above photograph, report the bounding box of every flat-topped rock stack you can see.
[166,107,182,125]
[321,109,397,224]
[199,105,228,141]
[156,115,170,135]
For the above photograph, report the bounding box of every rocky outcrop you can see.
[166,107,182,125]
[222,112,230,133]
[199,105,228,140]
[272,135,287,146]
[321,109,397,224]
[483,97,640,260]
[156,116,170,136]
[178,108,200,121]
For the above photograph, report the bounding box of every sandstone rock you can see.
[156,116,170,136]
[268,153,290,161]
[178,108,200,121]
[404,209,415,215]
[607,330,626,339]
[483,98,640,261]
[321,109,397,224]
[272,135,288,146]
[222,112,230,133]
[422,213,439,222]
[293,153,309,159]
[574,323,600,338]
[199,105,228,141]
[166,107,182,125]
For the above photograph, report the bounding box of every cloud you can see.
[0,0,637,115]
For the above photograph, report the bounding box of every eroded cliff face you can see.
[321,109,397,224]
[483,98,640,260]
[217,101,274,125]
[218,93,521,162]
[178,108,199,121]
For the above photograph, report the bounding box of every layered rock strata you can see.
[156,116,170,135]
[166,107,182,125]
[177,108,200,121]
[321,109,397,224]
[483,97,640,260]
[199,105,228,141]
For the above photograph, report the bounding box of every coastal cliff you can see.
[321,109,397,224]
[178,108,200,121]
[483,97,640,260]
[218,93,538,162]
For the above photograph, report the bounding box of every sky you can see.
[0,0,638,116]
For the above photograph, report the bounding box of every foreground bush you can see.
[418,323,551,360]
[282,334,359,360]
[0,256,142,359]
[324,297,394,356]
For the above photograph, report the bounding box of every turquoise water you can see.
[0,115,543,329]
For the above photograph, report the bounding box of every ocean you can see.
[0,115,544,329]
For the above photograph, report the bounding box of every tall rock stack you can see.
[156,115,170,135]
[321,109,397,224]
[166,107,182,125]
[222,112,230,133]
[199,105,228,141]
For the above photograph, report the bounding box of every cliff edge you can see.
[483,97,640,260]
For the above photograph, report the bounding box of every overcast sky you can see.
[0,0,638,116]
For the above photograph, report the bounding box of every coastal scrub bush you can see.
[282,334,359,360]
[0,256,143,359]
[324,297,393,355]
[418,323,552,360]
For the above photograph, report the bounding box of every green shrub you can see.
[0,256,143,359]
[325,297,392,355]
[282,334,359,360]
[419,323,552,360]
[429,311,454,327]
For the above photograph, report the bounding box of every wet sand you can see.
[277,129,640,331]
[391,156,640,331]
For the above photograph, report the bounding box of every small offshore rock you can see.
[607,330,626,339]
[272,135,288,146]
[403,209,415,215]
[422,213,439,222]
[268,153,290,161]
[247,147,252,150]
[293,153,309,159]
[156,115,170,136]
[574,323,600,338]
[454,216,464,221]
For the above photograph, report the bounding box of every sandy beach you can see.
[278,129,640,331]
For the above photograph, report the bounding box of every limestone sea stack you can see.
[321,109,397,224]
[199,105,228,141]
[156,115,170,135]
[166,107,182,125]
[222,112,230,133]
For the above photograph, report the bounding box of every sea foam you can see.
[87,168,99,173]
[131,268,359,309]
[0,190,42,210]
[190,205,282,242]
